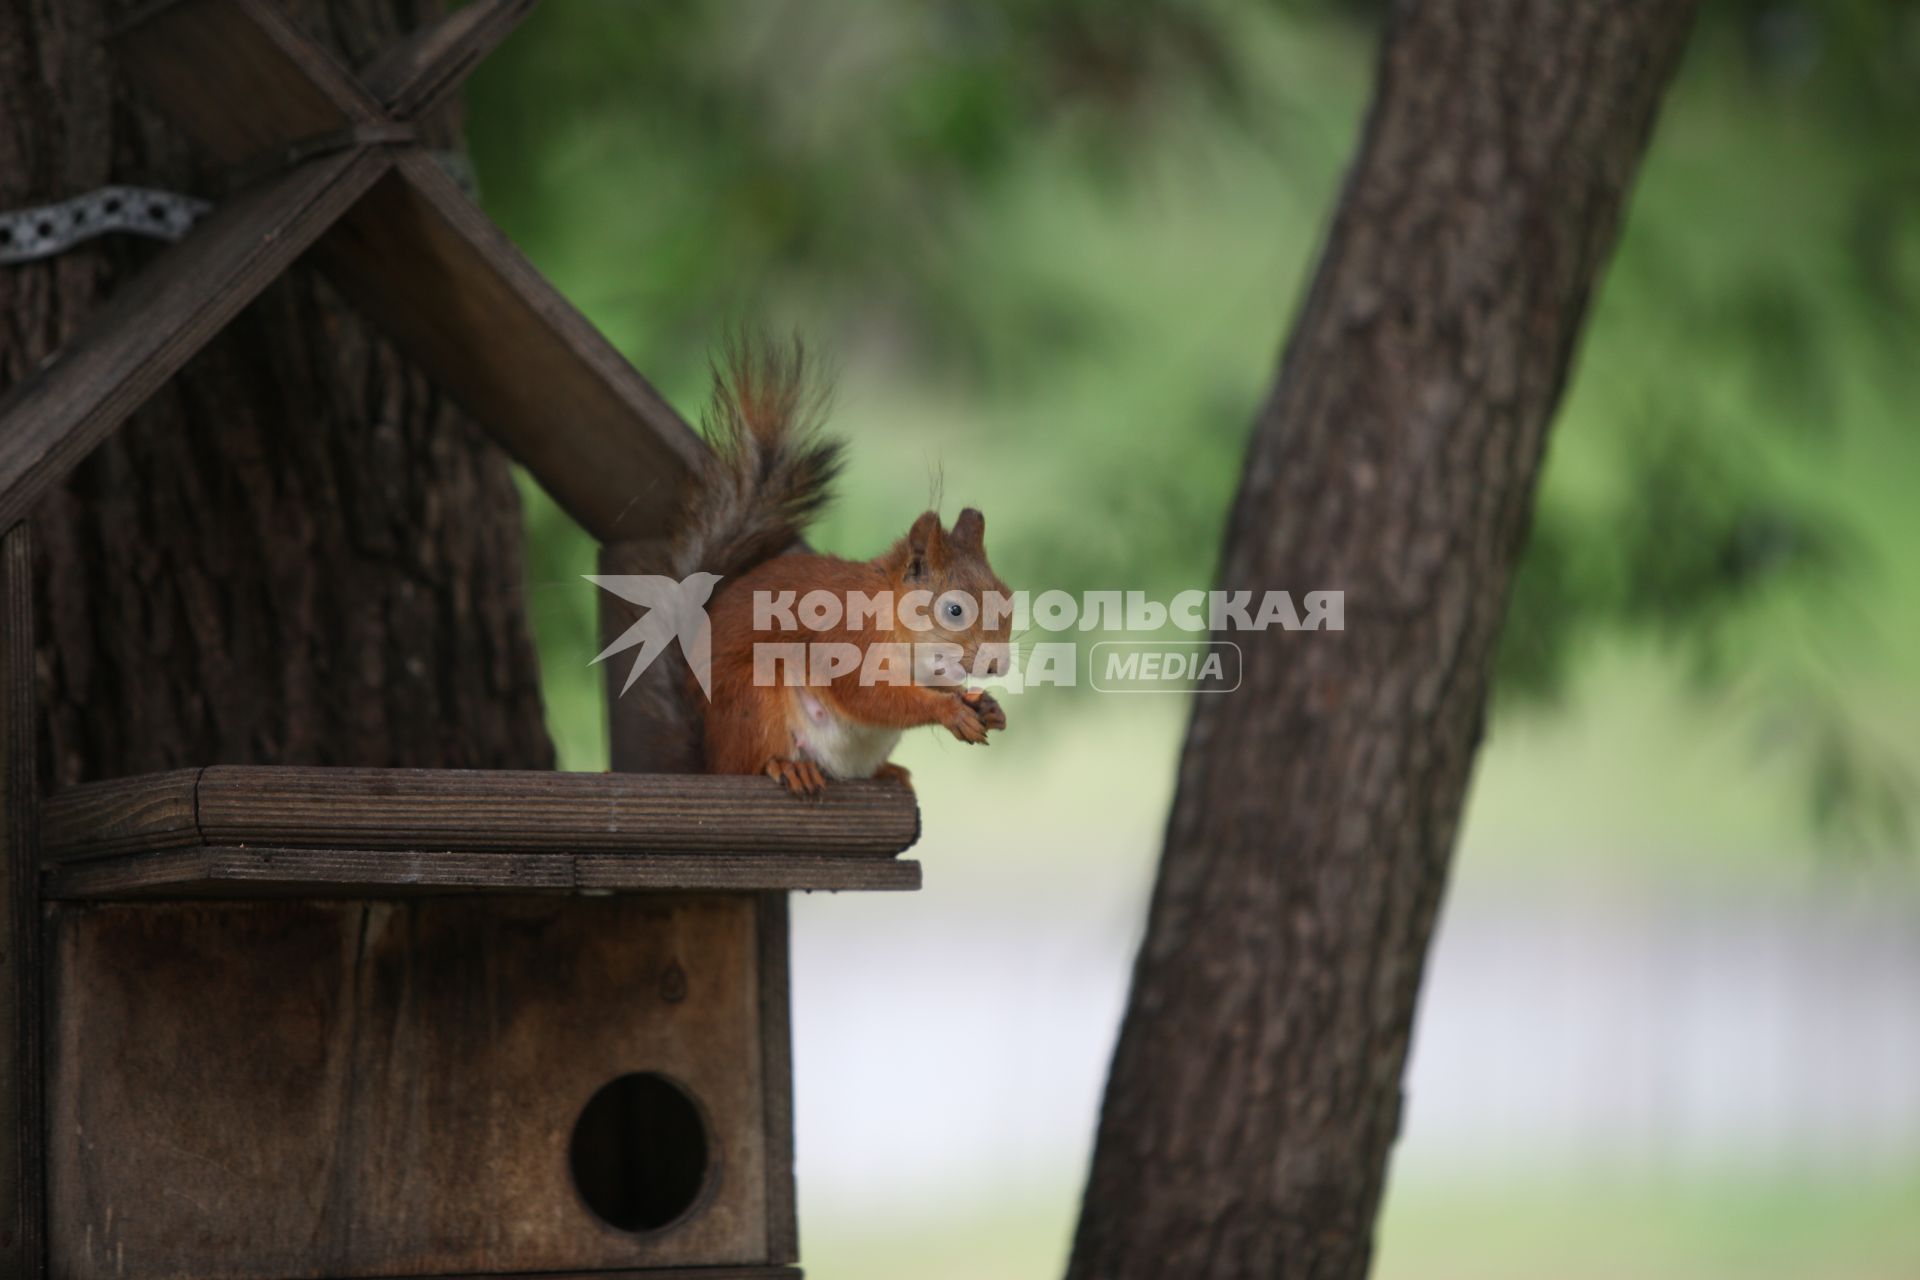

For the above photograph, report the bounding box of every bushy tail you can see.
[617,337,841,767]
[671,334,844,580]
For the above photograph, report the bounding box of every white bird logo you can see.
[585,573,723,699]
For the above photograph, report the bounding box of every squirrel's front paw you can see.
[962,687,1007,732]
[943,695,991,745]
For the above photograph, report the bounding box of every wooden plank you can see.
[360,0,540,120]
[601,538,705,773]
[317,1269,800,1280]
[35,769,200,859]
[313,152,703,542]
[45,846,920,899]
[311,1270,801,1280]
[49,897,774,1275]
[573,854,918,894]
[45,847,571,899]
[758,892,799,1263]
[111,0,385,165]
[0,148,392,536]
[43,766,920,860]
[0,528,42,1276]
[599,547,809,1268]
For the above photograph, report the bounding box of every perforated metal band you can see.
[0,186,210,265]
[2,148,478,268]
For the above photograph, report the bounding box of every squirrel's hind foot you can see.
[766,757,827,797]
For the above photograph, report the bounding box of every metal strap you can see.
[1,143,475,268]
[0,187,209,265]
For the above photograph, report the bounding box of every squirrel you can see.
[658,336,1011,795]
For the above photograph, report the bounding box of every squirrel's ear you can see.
[951,508,984,550]
[905,510,942,580]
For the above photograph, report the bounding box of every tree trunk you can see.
[0,0,551,785]
[1066,2,1695,1277]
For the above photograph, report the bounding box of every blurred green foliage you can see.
[466,1,1920,845]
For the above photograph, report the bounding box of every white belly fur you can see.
[790,690,902,779]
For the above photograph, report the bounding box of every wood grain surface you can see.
[50,896,774,1277]
[44,766,921,859]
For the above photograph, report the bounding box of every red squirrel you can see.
[665,337,1011,795]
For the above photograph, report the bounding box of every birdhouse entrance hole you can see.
[569,1071,712,1233]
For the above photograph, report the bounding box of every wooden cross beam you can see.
[0,0,704,542]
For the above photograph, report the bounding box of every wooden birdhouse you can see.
[0,3,921,1277]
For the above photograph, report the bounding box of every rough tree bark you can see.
[0,0,551,785]
[1067,2,1696,1277]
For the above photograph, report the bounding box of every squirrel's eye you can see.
[945,601,964,620]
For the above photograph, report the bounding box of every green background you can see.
[465,4,1920,1276]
